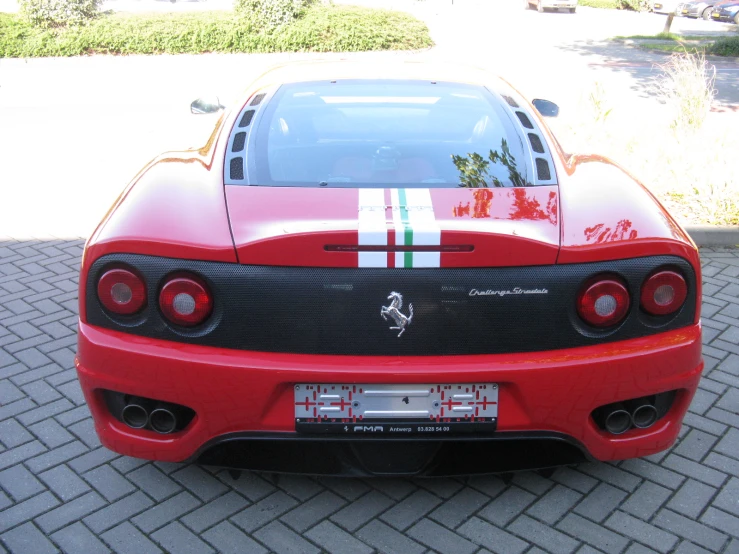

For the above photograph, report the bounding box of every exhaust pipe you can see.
[631,404,658,429]
[121,397,151,429]
[149,406,178,434]
[604,404,632,435]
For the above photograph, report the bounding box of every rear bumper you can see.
[76,321,703,474]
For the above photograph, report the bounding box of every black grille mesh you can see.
[86,255,697,356]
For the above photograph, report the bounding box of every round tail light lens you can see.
[641,270,687,316]
[159,275,213,327]
[97,269,147,315]
[577,277,630,327]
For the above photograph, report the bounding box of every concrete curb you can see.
[685,225,739,247]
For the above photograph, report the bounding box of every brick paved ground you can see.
[0,239,738,554]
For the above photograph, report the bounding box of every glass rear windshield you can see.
[252,81,532,188]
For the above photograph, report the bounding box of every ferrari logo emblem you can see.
[381,291,414,337]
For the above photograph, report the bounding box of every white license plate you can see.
[295,383,498,435]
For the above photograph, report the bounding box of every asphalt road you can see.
[0,0,738,238]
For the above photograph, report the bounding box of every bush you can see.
[234,0,316,30]
[20,0,100,27]
[654,51,715,133]
[579,0,649,10]
[710,36,739,57]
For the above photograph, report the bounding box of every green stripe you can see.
[398,189,413,268]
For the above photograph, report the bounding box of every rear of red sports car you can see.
[76,62,703,476]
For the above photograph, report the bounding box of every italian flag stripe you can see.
[359,188,441,268]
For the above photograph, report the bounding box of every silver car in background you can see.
[525,0,577,12]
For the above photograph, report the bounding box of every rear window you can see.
[251,81,532,188]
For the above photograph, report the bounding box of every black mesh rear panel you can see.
[86,255,697,356]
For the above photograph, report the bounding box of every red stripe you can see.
[384,189,394,268]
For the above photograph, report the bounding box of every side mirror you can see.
[190,96,224,114]
[532,99,559,118]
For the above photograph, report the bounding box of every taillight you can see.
[577,277,630,327]
[159,274,213,327]
[641,270,687,316]
[97,269,147,315]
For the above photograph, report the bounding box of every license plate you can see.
[655,3,662,8]
[294,383,498,435]
[712,12,719,16]
[681,9,688,13]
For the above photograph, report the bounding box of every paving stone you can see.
[667,479,717,519]
[0,419,32,449]
[379,489,442,531]
[478,486,536,527]
[355,519,425,554]
[35,491,106,534]
[27,419,74,449]
[0,491,59,533]
[662,454,728,488]
[700,508,739,539]
[674,430,719,462]
[127,464,182,502]
[557,513,629,554]
[428,486,489,529]
[605,511,679,553]
[578,463,642,492]
[508,514,580,554]
[16,399,74,427]
[511,472,554,495]
[526,484,582,525]
[84,492,155,534]
[0,464,45,502]
[131,491,200,534]
[407,518,477,554]
[0,381,24,404]
[714,427,739,458]
[330,490,395,532]
[465,475,507,498]
[215,470,274,502]
[305,520,374,554]
[653,509,729,552]
[169,466,229,503]
[38,464,90,502]
[573,482,627,523]
[713,477,739,518]
[20,381,61,405]
[201,521,267,554]
[253,521,320,554]
[82,465,136,502]
[0,400,37,426]
[230,491,298,533]
[0,522,58,554]
[673,541,714,554]
[369,478,418,501]
[318,477,371,501]
[25,441,88,473]
[621,481,671,520]
[50,522,111,554]
[181,491,248,533]
[67,446,118,473]
[67,419,100,449]
[619,459,685,490]
[150,522,214,554]
[281,490,346,533]
[271,474,322,501]
[457,516,528,554]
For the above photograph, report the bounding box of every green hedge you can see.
[0,5,433,57]
[710,36,739,57]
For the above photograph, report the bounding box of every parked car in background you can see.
[525,0,577,13]
[677,0,721,18]
[711,0,739,21]
[652,0,681,12]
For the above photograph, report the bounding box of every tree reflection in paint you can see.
[509,189,558,224]
[451,139,528,189]
[584,220,637,243]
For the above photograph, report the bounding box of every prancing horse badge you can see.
[381,292,413,337]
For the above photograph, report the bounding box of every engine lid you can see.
[225,186,560,267]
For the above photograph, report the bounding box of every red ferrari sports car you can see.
[76,61,703,476]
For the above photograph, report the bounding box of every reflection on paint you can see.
[452,139,529,188]
[584,220,638,243]
[451,188,558,225]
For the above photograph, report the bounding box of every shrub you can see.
[234,0,316,30]
[20,0,100,27]
[710,36,739,57]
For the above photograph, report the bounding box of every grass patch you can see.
[710,36,739,56]
[615,33,710,40]
[0,5,433,57]
[640,42,707,53]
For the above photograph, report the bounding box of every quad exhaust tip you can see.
[121,401,149,429]
[631,404,658,429]
[149,407,178,434]
[604,406,632,435]
[598,399,661,435]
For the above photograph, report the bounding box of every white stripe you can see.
[391,189,405,268]
[358,188,387,268]
[405,188,441,268]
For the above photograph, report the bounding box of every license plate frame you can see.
[294,383,498,435]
